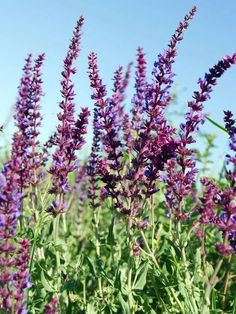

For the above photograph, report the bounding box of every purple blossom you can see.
[44,297,58,314]
[87,52,108,209]
[131,47,147,132]
[48,17,90,215]
[11,53,45,190]
[165,54,236,220]
[0,162,30,313]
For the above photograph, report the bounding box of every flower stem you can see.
[202,258,223,314]
[221,255,232,311]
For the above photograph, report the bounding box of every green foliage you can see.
[13,165,234,314]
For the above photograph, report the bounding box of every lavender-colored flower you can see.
[74,163,88,223]
[87,53,107,210]
[11,53,45,190]
[48,17,90,215]
[44,297,58,314]
[196,108,236,255]
[165,54,236,220]
[87,53,124,210]
[108,62,132,132]
[117,6,198,221]
[87,110,102,209]
[131,47,147,132]
[224,110,236,185]
[133,237,144,257]
[0,162,30,313]
[88,10,187,220]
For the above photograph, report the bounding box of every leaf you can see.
[133,262,149,290]
[86,302,96,314]
[40,271,55,292]
[107,217,115,246]
[85,256,97,277]
[206,116,227,134]
[118,292,130,314]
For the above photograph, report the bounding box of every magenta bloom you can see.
[48,17,90,215]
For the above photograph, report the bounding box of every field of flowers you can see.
[0,5,236,314]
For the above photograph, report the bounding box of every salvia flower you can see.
[165,54,236,220]
[11,54,45,190]
[48,17,90,215]
[196,108,236,255]
[86,7,197,227]
[0,162,30,313]
[224,110,236,185]
[87,52,108,209]
[44,297,58,314]
[131,47,147,132]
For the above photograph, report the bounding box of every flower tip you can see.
[79,15,85,24]
[232,53,236,64]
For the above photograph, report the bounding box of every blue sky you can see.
[0,0,235,166]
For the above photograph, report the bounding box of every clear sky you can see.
[0,1,235,167]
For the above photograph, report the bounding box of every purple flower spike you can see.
[131,47,147,132]
[11,53,45,190]
[49,17,90,214]
[165,54,236,220]
[0,163,30,312]
[224,110,236,185]
[87,52,108,209]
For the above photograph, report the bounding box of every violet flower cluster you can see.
[48,17,90,216]
[43,297,58,314]
[87,53,107,209]
[195,109,236,255]
[0,53,46,312]
[0,163,30,313]
[11,53,45,190]
[87,6,236,261]
[165,54,236,221]
[86,7,198,242]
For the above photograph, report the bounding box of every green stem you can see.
[176,221,198,313]
[140,230,184,313]
[62,212,67,233]
[83,279,86,305]
[202,258,223,314]
[29,212,45,272]
[93,209,103,298]
[150,196,155,251]
[53,214,61,289]
[127,267,133,313]
[126,210,134,313]
[221,255,232,311]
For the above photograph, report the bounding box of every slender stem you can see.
[29,212,45,272]
[127,266,133,313]
[62,212,67,233]
[176,221,198,312]
[150,196,155,251]
[83,279,86,305]
[125,200,135,313]
[202,258,224,314]
[221,255,232,311]
[140,229,184,312]
[93,208,103,298]
[53,214,61,291]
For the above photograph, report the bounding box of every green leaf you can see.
[40,271,55,292]
[85,256,97,277]
[86,302,96,314]
[118,292,130,314]
[107,217,115,245]
[133,262,149,290]
[206,116,228,134]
